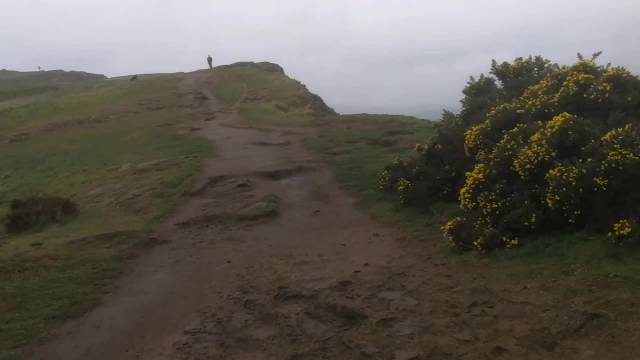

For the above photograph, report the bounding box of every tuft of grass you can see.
[0,74,211,358]
[487,232,640,293]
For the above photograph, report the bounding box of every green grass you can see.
[487,232,640,293]
[307,114,640,294]
[306,115,450,230]
[211,63,334,127]
[0,74,211,359]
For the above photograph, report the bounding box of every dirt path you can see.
[33,72,639,360]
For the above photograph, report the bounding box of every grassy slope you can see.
[211,62,335,127]
[306,115,450,226]
[0,73,210,359]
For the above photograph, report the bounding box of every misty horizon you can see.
[2,0,639,119]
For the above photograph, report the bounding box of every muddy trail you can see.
[33,72,640,360]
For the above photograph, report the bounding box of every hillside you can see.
[0,70,210,359]
[2,63,640,360]
[0,63,347,359]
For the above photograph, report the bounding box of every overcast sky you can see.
[1,0,639,118]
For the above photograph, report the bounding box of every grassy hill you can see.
[0,71,210,358]
[211,62,336,127]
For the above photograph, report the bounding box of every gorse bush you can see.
[380,54,640,252]
[4,196,78,234]
[379,56,558,206]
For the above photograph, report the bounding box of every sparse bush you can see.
[4,196,78,234]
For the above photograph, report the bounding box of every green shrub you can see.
[4,196,78,234]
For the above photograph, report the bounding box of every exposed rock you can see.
[390,320,428,336]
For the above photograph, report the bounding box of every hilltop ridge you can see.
[0,69,106,101]
[0,69,106,82]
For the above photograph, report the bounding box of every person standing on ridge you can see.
[207,54,213,70]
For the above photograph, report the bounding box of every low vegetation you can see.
[0,71,210,358]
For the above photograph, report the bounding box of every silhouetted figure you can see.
[130,75,138,81]
[207,55,213,70]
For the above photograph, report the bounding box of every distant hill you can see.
[0,69,106,101]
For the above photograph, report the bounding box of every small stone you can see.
[376,291,404,301]
[491,345,509,357]
[394,350,420,360]
[321,302,367,322]
[235,180,251,188]
[453,329,474,342]
[360,345,381,357]
[391,320,428,336]
[390,296,419,311]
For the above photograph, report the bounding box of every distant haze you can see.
[2,0,639,119]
